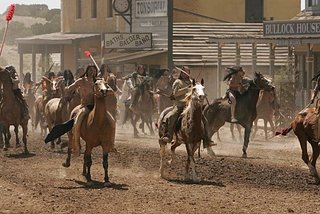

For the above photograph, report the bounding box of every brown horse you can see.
[158,80,211,182]
[62,79,117,186]
[0,67,29,153]
[251,88,280,141]
[277,106,320,184]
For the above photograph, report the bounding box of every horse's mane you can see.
[181,86,196,116]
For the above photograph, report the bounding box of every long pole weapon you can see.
[85,50,100,72]
[0,4,15,56]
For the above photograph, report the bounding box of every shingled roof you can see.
[173,23,289,66]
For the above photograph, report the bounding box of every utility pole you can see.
[168,0,173,71]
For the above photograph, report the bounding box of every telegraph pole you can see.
[168,0,173,71]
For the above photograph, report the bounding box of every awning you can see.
[103,50,167,64]
[16,32,100,45]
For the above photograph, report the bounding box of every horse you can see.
[155,73,174,114]
[277,106,320,184]
[62,79,117,186]
[203,72,274,158]
[44,78,81,150]
[0,67,29,153]
[34,77,62,135]
[158,79,210,182]
[251,88,280,141]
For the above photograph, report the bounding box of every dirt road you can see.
[0,124,319,214]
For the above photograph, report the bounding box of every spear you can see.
[0,4,16,56]
[85,50,100,72]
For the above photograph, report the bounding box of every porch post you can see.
[217,42,222,97]
[269,43,275,80]
[32,45,36,82]
[19,53,23,80]
[236,42,240,66]
[60,45,65,71]
[252,42,257,74]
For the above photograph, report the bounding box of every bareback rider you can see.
[23,72,35,95]
[124,64,153,112]
[161,66,214,148]
[5,65,29,119]
[224,66,245,123]
[65,65,97,156]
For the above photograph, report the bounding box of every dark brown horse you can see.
[63,79,117,186]
[203,72,274,158]
[0,67,29,153]
[158,80,213,181]
[277,106,320,184]
[130,80,155,137]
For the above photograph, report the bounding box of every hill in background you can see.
[0,4,61,75]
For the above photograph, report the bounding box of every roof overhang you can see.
[16,32,100,45]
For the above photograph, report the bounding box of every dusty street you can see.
[0,123,319,214]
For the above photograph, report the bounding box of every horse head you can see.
[186,79,206,105]
[94,78,109,98]
[253,72,274,91]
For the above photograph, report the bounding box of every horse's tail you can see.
[275,126,293,136]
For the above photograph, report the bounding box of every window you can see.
[107,0,113,18]
[91,0,97,18]
[308,0,320,7]
[76,0,82,19]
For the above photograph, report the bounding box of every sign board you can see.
[135,0,167,18]
[104,33,152,49]
[264,20,320,37]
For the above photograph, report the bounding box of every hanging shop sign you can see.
[135,0,167,18]
[264,20,320,37]
[104,33,152,49]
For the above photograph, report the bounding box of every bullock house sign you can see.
[104,33,152,49]
[264,20,320,37]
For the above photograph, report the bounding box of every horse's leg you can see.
[185,142,199,182]
[83,147,93,185]
[159,140,166,178]
[146,115,155,136]
[3,125,10,151]
[236,124,242,142]
[308,142,320,184]
[169,139,180,165]
[263,119,268,141]
[14,125,20,147]
[242,124,252,158]
[268,118,276,136]
[102,152,112,187]
[132,114,139,138]
[230,123,236,140]
[21,123,29,154]
[62,132,73,167]
[216,130,221,142]
[251,119,258,141]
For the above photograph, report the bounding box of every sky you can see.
[0,0,60,13]
[0,0,305,14]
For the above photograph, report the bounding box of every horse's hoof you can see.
[134,134,139,138]
[3,147,8,151]
[86,181,94,187]
[62,162,70,168]
[242,153,247,158]
[104,181,112,187]
[24,150,29,154]
[16,143,21,148]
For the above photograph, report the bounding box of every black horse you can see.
[203,72,274,158]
